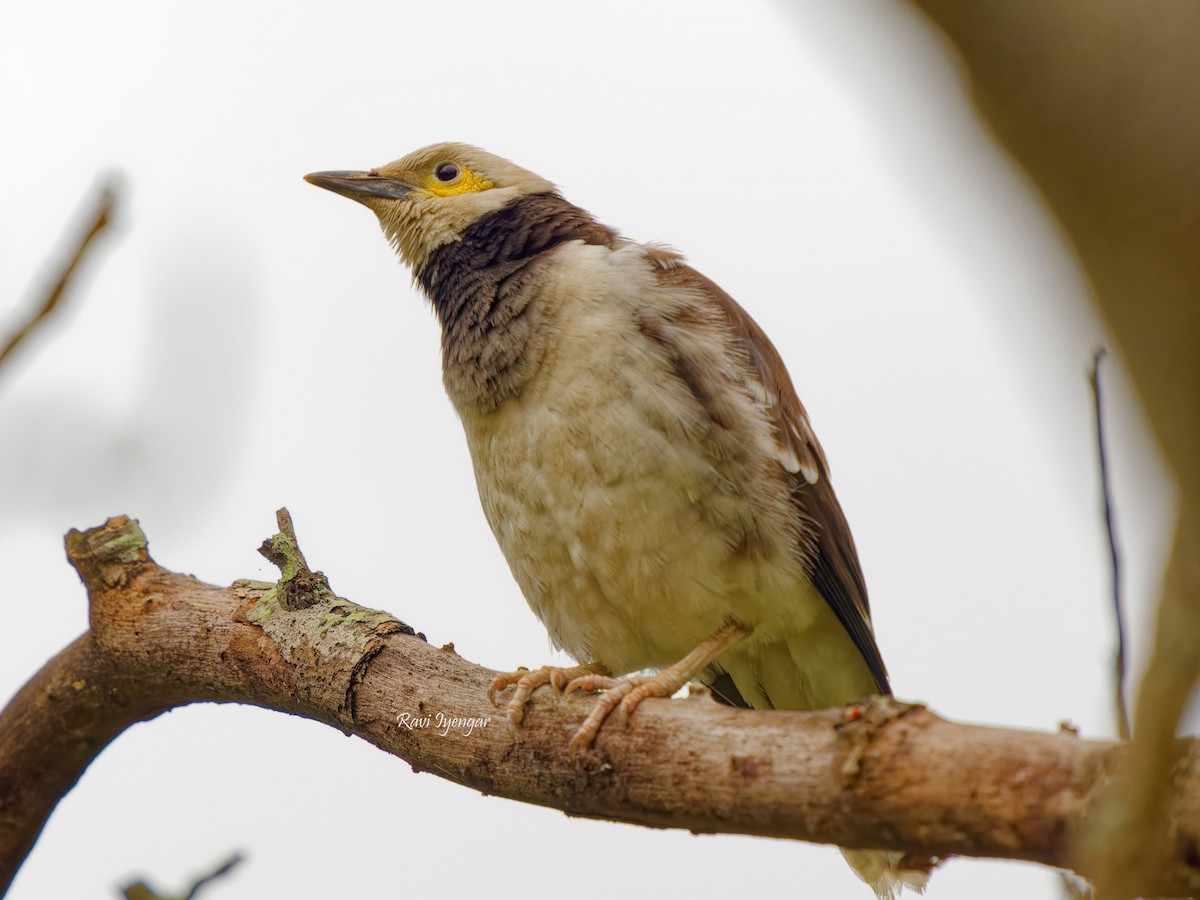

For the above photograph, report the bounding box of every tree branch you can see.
[1,515,1198,897]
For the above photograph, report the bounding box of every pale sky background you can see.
[0,1,1181,898]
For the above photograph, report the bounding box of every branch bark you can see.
[1,515,1199,897]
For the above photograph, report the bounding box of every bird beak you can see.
[304,170,417,202]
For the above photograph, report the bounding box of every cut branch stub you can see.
[65,515,149,593]
[257,506,334,611]
[246,507,417,720]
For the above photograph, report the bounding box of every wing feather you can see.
[651,261,891,696]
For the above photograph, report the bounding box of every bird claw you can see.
[490,663,688,759]
[562,673,620,696]
[489,663,604,738]
[566,673,678,759]
[549,669,573,692]
[487,666,530,707]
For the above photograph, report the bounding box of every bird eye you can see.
[435,163,460,182]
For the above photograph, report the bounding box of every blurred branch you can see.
[122,852,244,900]
[0,179,118,377]
[0,514,1198,897]
[180,853,243,900]
[905,3,1200,896]
[1088,348,1130,743]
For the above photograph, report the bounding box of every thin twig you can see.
[1088,347,1130,742]
[121,851,244,900]
[182,851,244,900]
[0,179,119,376]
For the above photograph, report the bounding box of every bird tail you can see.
[840,848,931,899]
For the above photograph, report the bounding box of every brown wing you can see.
[653,260,891,696]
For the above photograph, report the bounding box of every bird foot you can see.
[562,670,688,759]
[488,663,605,737]
[491,622,750,758]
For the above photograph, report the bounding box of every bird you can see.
[306,143,928,897]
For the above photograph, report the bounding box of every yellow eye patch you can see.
[424,164,494,197]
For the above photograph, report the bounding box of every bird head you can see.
[305,142,557,271]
